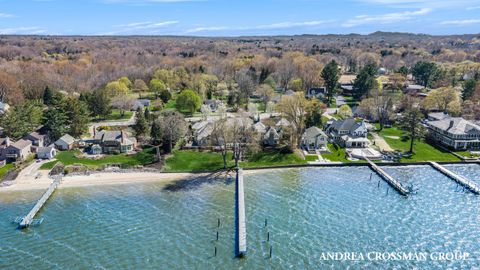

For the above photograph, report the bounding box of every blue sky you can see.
[0,0,480,36]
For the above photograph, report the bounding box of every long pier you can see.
[235,168,247,257]
[429,162,480,194]
[366,159,409,196]
[19,175,63,229]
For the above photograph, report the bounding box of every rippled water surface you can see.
[1,165,479,269]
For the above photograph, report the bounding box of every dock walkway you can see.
[235,169,247,257]
[366,159,409,196]
[429,162,480,194]
[19,175,63,228]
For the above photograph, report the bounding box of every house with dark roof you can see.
[3,139,32,161]
[301,127,328,151]
[426,116,480,150]
[263,127,280,146]
[94,130,136,154]
[306,87,326,99]
[326,118,369,148]
[24,131,47,148]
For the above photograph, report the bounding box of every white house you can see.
[37,146,57,159]
[301,127,328,151]
[55,134,75,150]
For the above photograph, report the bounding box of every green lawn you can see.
[163,99,177,110]
[0,163,15,180]
[241,149,307,168]
[375,126,460,162]
[322,143,350,162]
[92,109,133,122]
[164,150,234,172]
[40,149,156,170]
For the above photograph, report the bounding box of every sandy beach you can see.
[0,166,284,193]
[0,171,206,192]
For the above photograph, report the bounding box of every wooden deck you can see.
[366,159,409,196]
[429,162,480,195]
[19,176,63,229]
[235,169,247,257]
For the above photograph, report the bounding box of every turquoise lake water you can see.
[1,165,479,269]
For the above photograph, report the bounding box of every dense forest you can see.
[1,32,480,105]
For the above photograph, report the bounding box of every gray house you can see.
[301,127,328,151]
[94,130,136,154]
[24,131,47,147]
[263,127,280,146]
[326,118,369,148]
[426,116,480,150]
[4,139,32,161]
[55,134,76,150]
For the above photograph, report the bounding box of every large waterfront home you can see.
[426,115,480,150]
[94,130,136,154]
[301,127,328,151]
[192,120,215,147]
[326,118,370,148]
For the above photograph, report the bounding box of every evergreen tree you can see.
[462,78,477,100]
[398,107,426,154]
[412,61,439,87]
[42,86,54,105]
[144,107,151,122]
[353,62,377,99]
[133,107,148,139]
[321,60,339,103]
[150,119,163,146]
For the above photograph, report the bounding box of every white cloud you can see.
[342,8,430,27]
[0,12,14,18]
[0,27,47,35]
[186,20,330,33]
[357,0,480,8]
[466,6,480,10]
[100,20,179,35]
[440,19,480,26]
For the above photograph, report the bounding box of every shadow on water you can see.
[162,171,234,192]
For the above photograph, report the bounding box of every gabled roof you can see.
[56,134,75,145]
[95,130,135,145]
[329,118,362,132]
[8,139,32,150]
[276,118,290,127]
[253,122,267,133]
[303,126,327,140]
[264,127,280,140]
[428,117,480,135]
[25,131,45,140]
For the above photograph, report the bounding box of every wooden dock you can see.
[429,162,480,194]
[235,168,247,257]
[19,176,63,229]
[366,159,409,196]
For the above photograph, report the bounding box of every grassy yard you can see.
[375,125,460,162]
[92,109,133,122]
[164,150,234,172]
[40,149,156,170]
[0,163,15,180]
[241,149,307,168]
[322,143,351,163]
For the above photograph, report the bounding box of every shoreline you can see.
[0,161,477,193]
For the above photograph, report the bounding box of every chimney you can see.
[5,137,10,147]
[448,120,454,130]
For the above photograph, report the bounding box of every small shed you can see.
[37,146,57,159]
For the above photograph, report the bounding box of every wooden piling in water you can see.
[429,162,480,194]
[366,159,409,196]
[19,176,63,229]
[235,168,247,257]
